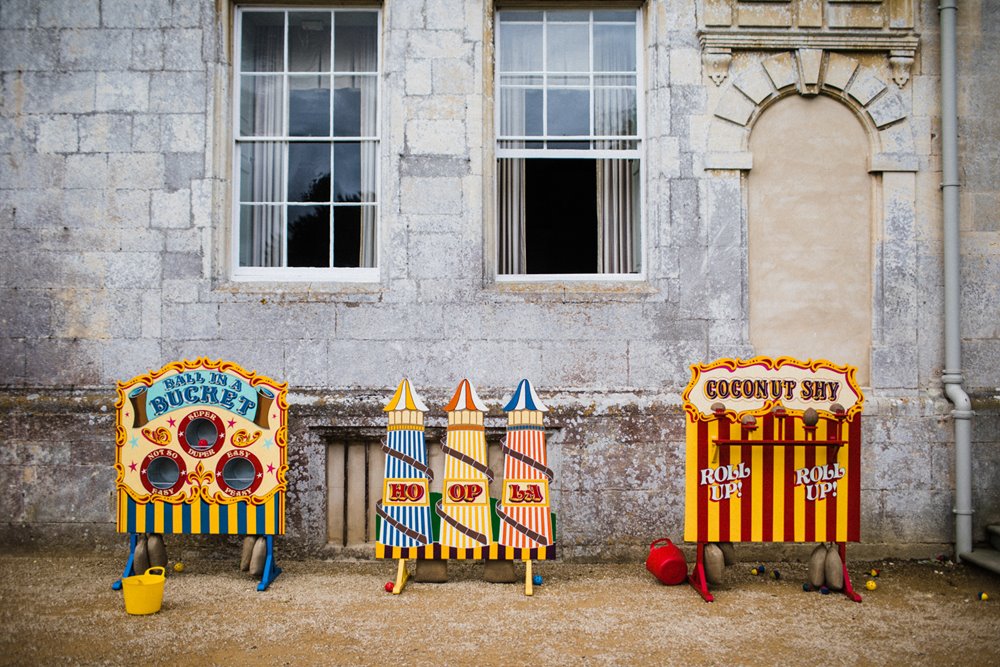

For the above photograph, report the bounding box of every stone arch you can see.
[706,51,917,172]
[701,51,920,390]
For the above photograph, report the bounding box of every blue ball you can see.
[532,574,543,586]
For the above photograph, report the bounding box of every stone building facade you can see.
[1,0,997,560]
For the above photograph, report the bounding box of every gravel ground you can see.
[1,552,998,666]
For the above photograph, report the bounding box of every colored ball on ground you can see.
[865,580,877,591]
[978,592,989,601]
[870,568,880,577]
[173,562,184,573]
[820,586,830,595]
[533,574,543,586]
[802,583,812,592]
[770,570,781,580]
[384,581,395,593]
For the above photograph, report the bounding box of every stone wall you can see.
[0,0,997,559]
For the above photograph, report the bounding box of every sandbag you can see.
[704,543,725,585]
[146,533,167,569]
[824,544,845,591]
[240,536,256,572]
[132,535,149,576]
[248,536,268,577]
[808,544,827,589]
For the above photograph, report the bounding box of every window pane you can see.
[287,205,331,267]
[499,24,542,72]
[549,11,589,22]
[524,158,598,274]
[288,142,331,202]
[335,12,377,73]
[241,12,284,72]
[239,205,283,267]
[333,206,362,267]
[548,89,589,136]
[240,75,284,136]
[334,76,375,137]
[239,142,284,203]
[289,12,331,72]
[595,24,635,72]
[289,76,330,137]
[499,87,543,136]
[594,88,636,136]
[333,142,361,203]
[547,24,589,72]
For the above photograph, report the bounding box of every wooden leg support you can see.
[838,542,862,603]
[524,559,533,597]
[688,542,714,602]
[392,558,409,595]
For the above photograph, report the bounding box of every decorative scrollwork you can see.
[141,427,171,446]
[230,429,262,448]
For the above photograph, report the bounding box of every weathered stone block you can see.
[110,154,165,190]
[79,114,132,153]
[732,65,774,104]
[149,72,206,113]
[150,188,191,228]
[163,28,204,70]
[824,53,859,91]
[60,29,132,71]
[39,0,100,28]
[95,72,150,112]
[35,116,78,154]
[0,29,58,70]
[847,71,887,106]
[762,52,797,90]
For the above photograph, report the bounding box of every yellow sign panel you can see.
[502,479,550,508]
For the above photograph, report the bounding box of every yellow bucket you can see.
[121,566,166,615]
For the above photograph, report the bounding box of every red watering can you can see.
[646,538,687,585]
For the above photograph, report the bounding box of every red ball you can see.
[384,581,395,593]
[199,438,209,447]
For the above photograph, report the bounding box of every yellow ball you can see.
[173,562,185,573]
[980,592,989,601]
[866,580,877,591]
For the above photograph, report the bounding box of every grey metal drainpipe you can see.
[939,0,975,558]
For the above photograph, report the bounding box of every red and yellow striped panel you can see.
[684,412,860,543]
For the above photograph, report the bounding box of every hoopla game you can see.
[682,356,864,602]
[376,378,556,596]
[114,358,288,591]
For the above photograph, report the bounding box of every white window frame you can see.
[231,6,382,283]
[494,8,646,283]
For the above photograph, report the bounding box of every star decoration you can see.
[228,419,237,428]
[263,438,273,449]
[167,417,176,427]
[266,463,275,474]
[129,436,139,448]
[129,461,137,472]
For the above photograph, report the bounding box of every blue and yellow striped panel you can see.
[118,494,283,535]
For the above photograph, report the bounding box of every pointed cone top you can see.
[444,378,487,412]
[384,378,429,413]
[502,378,548,412]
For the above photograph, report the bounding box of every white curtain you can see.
[243,20,283,267]
[336,17,378,268]
[593,22,637,274]
[497,26,536,274]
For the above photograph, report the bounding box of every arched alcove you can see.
[748,95,872,382]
